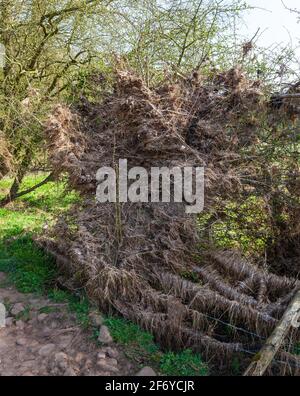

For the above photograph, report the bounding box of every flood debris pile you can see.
[43,67,300,374]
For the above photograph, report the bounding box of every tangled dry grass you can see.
[42,66,300,375]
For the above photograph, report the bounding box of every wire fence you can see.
[195,309,300,372]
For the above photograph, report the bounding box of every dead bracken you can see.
[42,66,300,375]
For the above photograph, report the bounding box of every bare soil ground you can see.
[0,272,135,376]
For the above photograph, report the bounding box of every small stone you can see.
[25,325,33,333]
[28,299,47,310]
[64,368,76,377]
[42,327,51,336]
[11,303,25,317]
[28,299,40,305]
[97,359,119,374]
[106,358,118,366]
[5,317,14,327]
[136,366,157,376]
[89,312,104,327]
[16,320,25,330]
[54,352,68,363]
[58,335,73,349]
[103,347,119,359]
[56,360,69,371]
[16,338,27,346]
[22,360,35,369]
[97,352,106,360]
[37,313,48,322]
[74,352,86,367]
[27,341,39,353]
[84,359,93,371]
[98,325,113,344]
[38,344,56,357]
[75,353,86,364]
[126,362,134,371]
[29,340,39,347]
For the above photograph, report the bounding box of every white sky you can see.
[241,0,300,50]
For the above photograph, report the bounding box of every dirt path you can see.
[0,272,139,376]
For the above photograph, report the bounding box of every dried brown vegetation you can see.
[42,66,300,375]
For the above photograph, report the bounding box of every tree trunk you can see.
[0,150,32,206]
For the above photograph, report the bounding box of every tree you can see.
[0,0,114,201]
[0,0,250,204]
[100,0,248,83]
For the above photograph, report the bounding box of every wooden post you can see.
[244,289,300,376]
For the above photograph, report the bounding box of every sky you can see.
[241,0,300,51]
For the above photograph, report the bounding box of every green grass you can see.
[15,306,31,322]
[0,174,79,293]
[103,317,208,376]
[104,317,159,354]
[0,236,57,293]
[0,173,209,376]
[104,317,160,360]
[0,173,79,238]
[160,350,208,376]
[39,306,59,314]
[48,289,91,328]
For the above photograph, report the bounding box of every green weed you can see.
[160,349,208,376]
